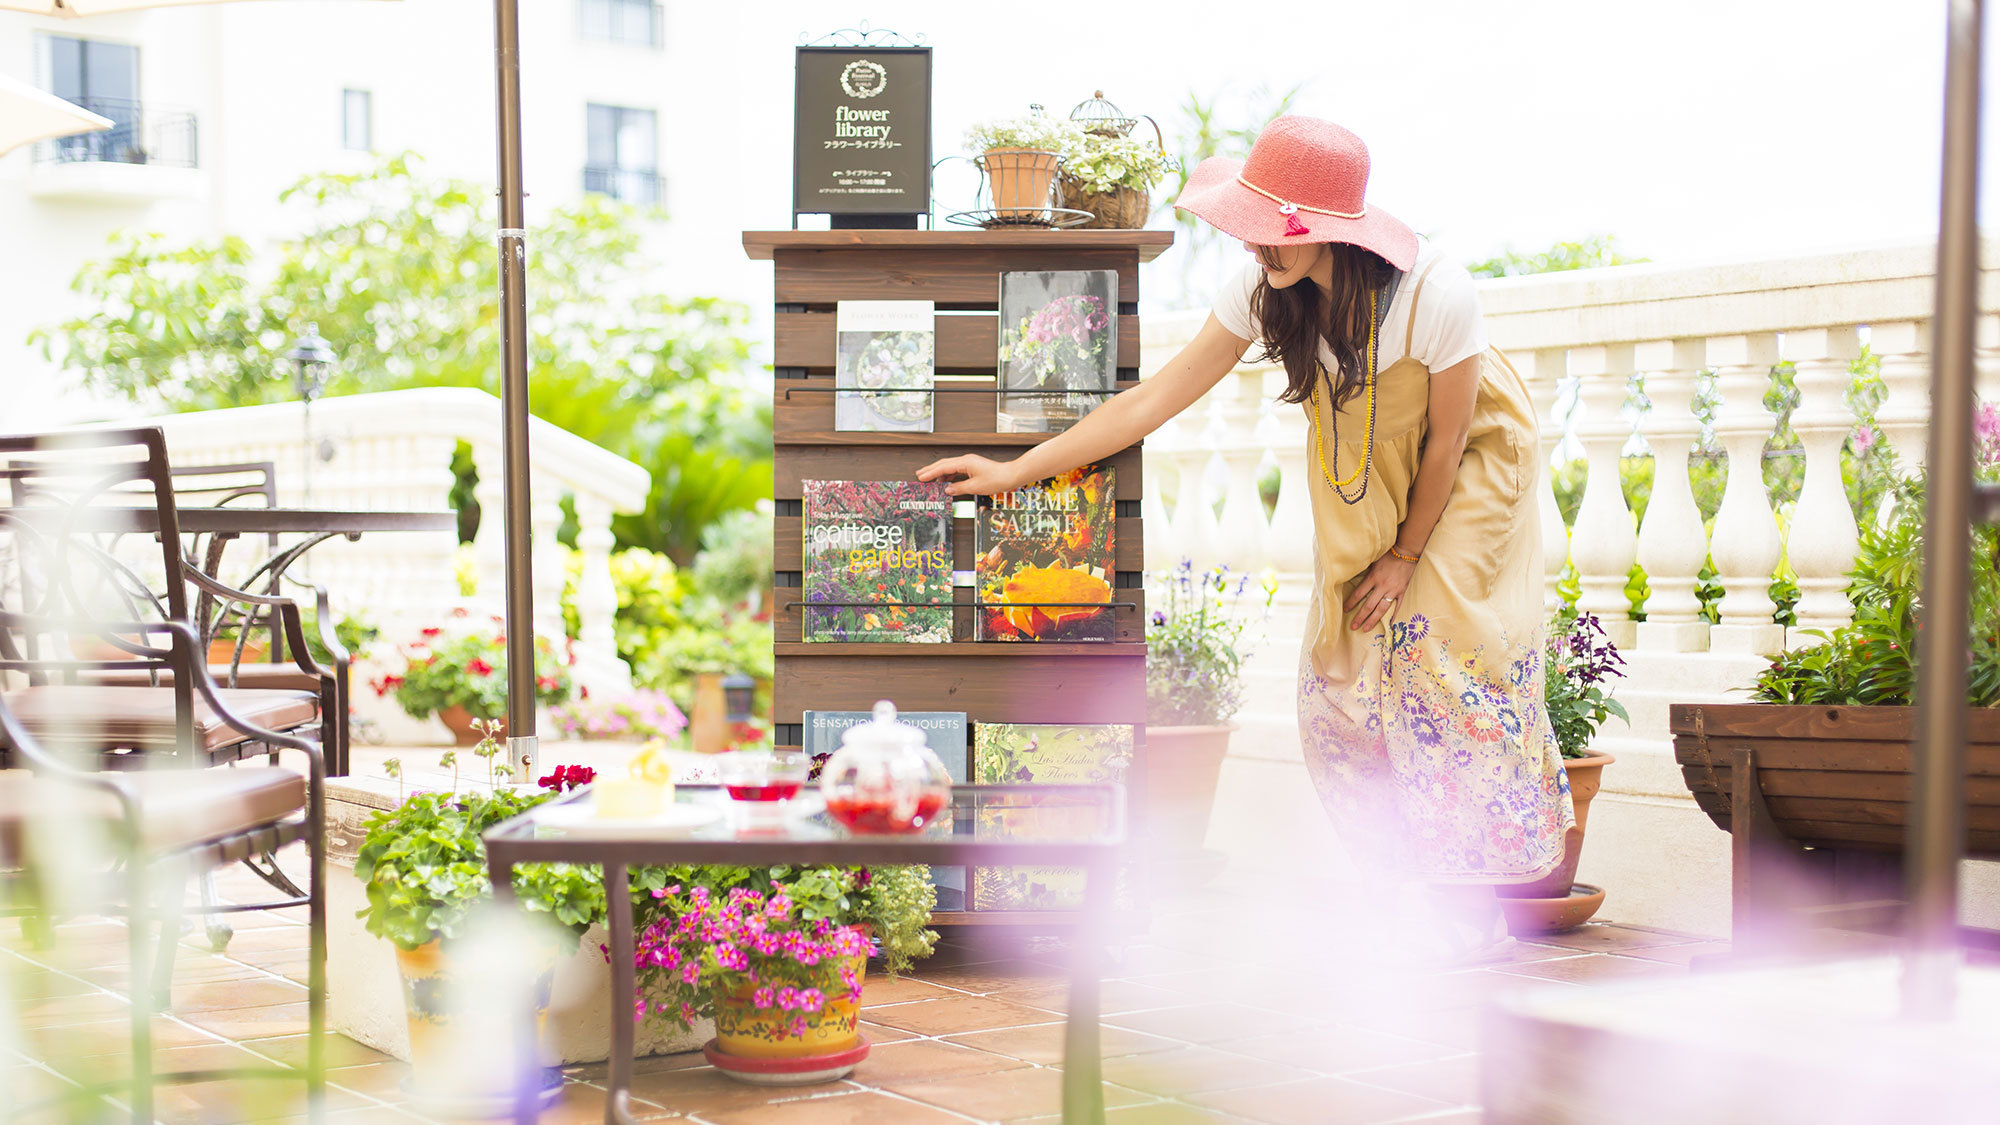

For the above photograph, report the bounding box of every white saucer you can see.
[537,801,723,838]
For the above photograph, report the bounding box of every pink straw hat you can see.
[1173,115,1417,272]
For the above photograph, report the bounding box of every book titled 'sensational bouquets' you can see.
[974,465,1115,642]
[971,723,1134,911]
[806,709,970,909]
[996,270,1118,433]
[835,300,935,432]
[802,480,952,643]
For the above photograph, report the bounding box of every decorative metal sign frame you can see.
[793,29,932,228]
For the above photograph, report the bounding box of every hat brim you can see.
[1172,155,1418,273]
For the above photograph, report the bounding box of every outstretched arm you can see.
[917,313,1252,496]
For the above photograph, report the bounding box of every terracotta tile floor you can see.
[2,848,1725,1124]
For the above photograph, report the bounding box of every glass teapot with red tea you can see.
[819,700,953,833]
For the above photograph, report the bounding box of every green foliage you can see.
[353,787,602,953]
[691,502,776,610]
[1543,605,1630,758]
[560,547,774,714]
[1146,562,1274,726]
[1752,469,2000,706]
[1062,131,1174,194]
[37,153,769,556]
[375,618,572,722]
[1467,236,1647,278]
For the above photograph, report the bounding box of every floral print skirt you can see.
[1296,611,1574,885]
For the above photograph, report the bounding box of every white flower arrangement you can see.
[965,113,1087,155]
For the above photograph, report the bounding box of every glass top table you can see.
[483,782,1127,1124]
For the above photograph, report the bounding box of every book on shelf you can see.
[806,709,970,909]
[802,479,953,643]
[995,270,1118,433]
[835,300,936,432]
[974,464,1115,642]
[970,723,1134,911]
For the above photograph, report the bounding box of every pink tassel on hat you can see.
[1279,201,1308,237]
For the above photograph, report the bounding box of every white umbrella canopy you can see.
[0,72,111,157]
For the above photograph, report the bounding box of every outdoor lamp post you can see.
[285,325,335,506]
[722,672,756,724]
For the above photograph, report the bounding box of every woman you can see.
[919,115,1572,960]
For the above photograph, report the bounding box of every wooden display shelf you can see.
[752,227,1168,930]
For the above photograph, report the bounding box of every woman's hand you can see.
[916,454,1024,497]
[1345,551,1416,632]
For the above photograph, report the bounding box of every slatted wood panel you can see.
[1669,703,2000,855]
[770,588,1147,644]
[775,312,1142,372]
[749,229,1168,925]
[774,378,1141,435]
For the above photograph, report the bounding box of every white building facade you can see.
[0,0,771,430]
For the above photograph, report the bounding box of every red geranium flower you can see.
[468,658,495,677]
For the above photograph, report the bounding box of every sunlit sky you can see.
[714,0,1979,307]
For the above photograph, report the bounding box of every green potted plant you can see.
[628,863,937,1084]
[372,610,573,744]
[1495,605,1629,934]
[353,754,601,1098]
[1144,561,1273,866]
[965,111,1085,220]
[1060,128,1172,230]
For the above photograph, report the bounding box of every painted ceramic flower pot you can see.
[395,940,558,1105]
[705,952,870,1085]
[1495,751,1615,932]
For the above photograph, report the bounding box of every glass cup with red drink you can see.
[719,749,812,809]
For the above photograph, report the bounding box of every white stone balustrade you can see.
[134,387,650,695]
[1142,239,2000,660]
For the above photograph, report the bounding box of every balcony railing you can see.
[579,0,663,46]
[583,165,661,205]
[34,96,197,169]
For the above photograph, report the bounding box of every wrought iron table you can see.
[483,782,1127,1124]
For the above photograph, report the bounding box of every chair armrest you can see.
[0,687,142,822]
[179,567,331,681]
[281,578,350,673]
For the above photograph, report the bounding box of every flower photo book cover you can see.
[835,300,935,432]
[807,709,969,907]
[996,270,1118,433]
[970,722,1134,911]
[975,464,1115,642]
[802,479,953,643]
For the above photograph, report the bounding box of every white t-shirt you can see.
[1210,238,1489,372]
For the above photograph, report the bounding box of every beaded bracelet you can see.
[1387,545,1420,563]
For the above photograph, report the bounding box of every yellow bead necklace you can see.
[1307,287,1379,505]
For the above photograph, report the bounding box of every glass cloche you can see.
[819,701,953,834]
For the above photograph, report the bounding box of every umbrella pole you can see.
[1904,0,1982,1021]
[495,0,537,777]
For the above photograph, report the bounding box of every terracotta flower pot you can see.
[982,147,1060,221]
[436,705,495,748]
[207,636,269,665]
[1495,751,1615,932]
[689,672,729,754]
[1142,723,1237,855]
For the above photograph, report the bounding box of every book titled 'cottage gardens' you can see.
[803,479,953,643]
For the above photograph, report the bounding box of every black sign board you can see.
[793,45,932,224]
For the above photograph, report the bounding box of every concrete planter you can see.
[324,776,711,1063]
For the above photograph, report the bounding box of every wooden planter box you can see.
[1670,703,2000,946]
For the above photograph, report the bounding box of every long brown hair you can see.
[1251,242,1393,409]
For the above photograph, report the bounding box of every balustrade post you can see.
[1872,319,1932,472]
[1633,339,1712,650]
[529,478,568,646]
[1980,312,2000,406]
[1213,370,1272,571]
[1567,345,1640,648]
[1705,333,1786,654]
[1518,348,1571,610]
[1265,372,1315,575]
[470,438,508,603]
[1166,397,1223,571]
[1785,327,1863,633]
[571,495,633,693]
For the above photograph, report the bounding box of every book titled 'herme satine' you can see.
[974,464,1115,642]
[802,479,952,643]
[835,300,935,432]
[971,723,1134,911]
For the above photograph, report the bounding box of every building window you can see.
[579,0,661,47]
[342,89,372,151]
[584,103,660,205]
[36,33,196,168]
